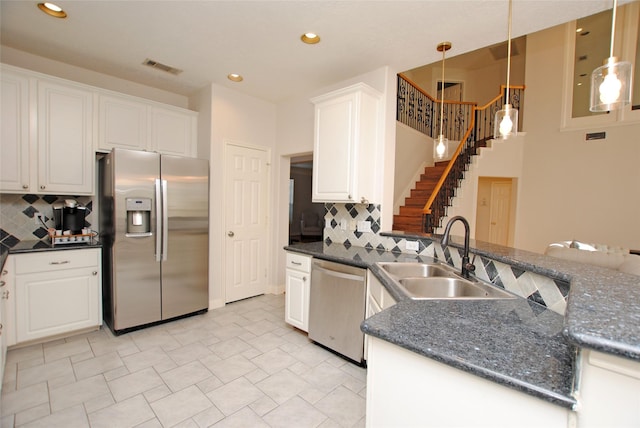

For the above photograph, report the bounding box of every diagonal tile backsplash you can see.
[0,194,94,253]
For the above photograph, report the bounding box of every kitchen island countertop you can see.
[285,237,640,409]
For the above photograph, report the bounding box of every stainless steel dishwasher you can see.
[308,259,367,364]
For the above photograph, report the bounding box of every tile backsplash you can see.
[323,202,569,315]
[0,194,94,252]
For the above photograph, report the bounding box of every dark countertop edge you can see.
[361,322,577,409]
[6,240,102,255]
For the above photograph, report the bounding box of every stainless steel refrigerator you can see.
[99,148,209,334]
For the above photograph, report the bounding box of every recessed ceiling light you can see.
[301,33,320,44]
[37,2,67,18]
[227,73,243,82]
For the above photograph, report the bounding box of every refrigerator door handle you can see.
[155,179,162,262]
[161,179,168,262]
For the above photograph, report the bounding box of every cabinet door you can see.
[98,94,148,152]
[285,269,310,332]
[15,267,101,343]
[312,92,357,202]
[149,107,196,157]
[1,261,16,348]
[0,69,31,193]
[37,79,94,195]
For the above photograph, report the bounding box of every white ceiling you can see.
[0,0,628,103]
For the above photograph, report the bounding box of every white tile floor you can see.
[1,294,367,428]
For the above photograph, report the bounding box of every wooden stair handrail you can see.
[398,72,478,106]
[421,84,525,216]
[422,117,475,215]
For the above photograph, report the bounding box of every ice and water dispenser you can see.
[126,198,152,236]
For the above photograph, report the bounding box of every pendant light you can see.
[494,0,518,140]
[434,41,451,160]
[589,0,633,112]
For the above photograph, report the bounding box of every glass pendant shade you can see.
[589,57,633,112]
[433,134,449,160]
[493,104,518,139]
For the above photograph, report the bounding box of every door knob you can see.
[227,231,235,237]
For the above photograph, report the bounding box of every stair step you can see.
[410,189,431,198]
[399,206,423,216]
[415,181,440,190]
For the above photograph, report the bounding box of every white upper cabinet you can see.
[1,66,94,195]
[98,93,197,157]
[0,65,199,196]
[149,106,197,157]
[311,82,383,204]
[37,78,94,195]
[98,94,148,152]
[0,69,31,192]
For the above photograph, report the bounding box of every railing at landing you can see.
[396,73,525,232]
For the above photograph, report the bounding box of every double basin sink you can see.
[377,261,515,300]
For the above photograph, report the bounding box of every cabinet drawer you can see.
[14,249,99,275]
[286,252,312,273]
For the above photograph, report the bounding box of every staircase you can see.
[392,161,448,233]
[395,73,525,234]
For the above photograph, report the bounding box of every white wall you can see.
[394,123,431,214]
[1,46,189,107]
[515,23,640,253]
[192,83,278,307]
[273,66,398,289]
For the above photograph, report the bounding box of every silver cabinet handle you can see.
[22,184,28,189]
[302,276,307,282]
[92,271,98,276]
[227,231,235,237]
[0,281,5,287]
[360,197,368,204]
[49,260,70,265]
[40,185,45,190]
[291,261,302,266]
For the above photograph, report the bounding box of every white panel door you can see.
[488,181,512,246]
[224,143,269,303]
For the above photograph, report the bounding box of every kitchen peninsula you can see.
[285,232,640,427]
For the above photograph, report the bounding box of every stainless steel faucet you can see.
[441,216,476,279]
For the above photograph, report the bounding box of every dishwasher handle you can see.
[312,264,365,282]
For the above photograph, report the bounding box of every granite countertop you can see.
[285,238,640,409]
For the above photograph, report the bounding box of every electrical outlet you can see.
[405,240,419,251]
[349,220,357,231]
[357,220,371,233]
[34,213,45,226]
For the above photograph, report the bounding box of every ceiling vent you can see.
[142,58,183,75]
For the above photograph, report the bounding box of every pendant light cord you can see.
[609,0,617,58]
[439,47,445,137]
[505,0,512,106]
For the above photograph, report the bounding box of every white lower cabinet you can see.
[13,249,102,344]
[364,271,397,361]
[366,337,571,428]
[576,349,640,427]
[284,252,312,332]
